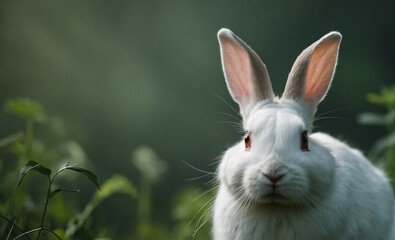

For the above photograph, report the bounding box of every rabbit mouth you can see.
[260,192,291,205]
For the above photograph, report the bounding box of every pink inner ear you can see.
[305,39,339,101]
[221,38,251,102]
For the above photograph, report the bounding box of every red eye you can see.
[244,132,251,151]
[301,131,309,152]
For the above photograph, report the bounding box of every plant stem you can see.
[137,176,151,239]
[25,118,34,158]
[13,228,40,240]
[12,227,61,240]
[36,177,51,240]
[6,219,15,240]
[0,214,30,239]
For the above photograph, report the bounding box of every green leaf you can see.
[57,162,100,190]
[0,133,23,148]
[18,161,51,187]
[65,175,136,237]
[9,140,27,158]
[357,112,387,126]
[366,93,388,106]
[366,85,395,107]
[49,188,80,199]
[369,132,395,160]
[131,146,168,182]
[4,98,46,122]
[93,174,137,202]
[387,110,395,125]
[53,229,71,240]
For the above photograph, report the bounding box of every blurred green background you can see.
[0,0,394,239]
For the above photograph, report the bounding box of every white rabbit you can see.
[213,28,395,240]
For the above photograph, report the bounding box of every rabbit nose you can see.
[263,173,284,185]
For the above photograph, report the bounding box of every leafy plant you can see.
[4,98,46,160]
[2,160,100,240]
[0,98,137,240]
[64,174,137,238]
[171,187,215,240]
[0,97,216,240]
[131,146,168,240]
[358,85,395,182]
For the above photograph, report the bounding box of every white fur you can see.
[213,29,394,240]
[214,100,394,239]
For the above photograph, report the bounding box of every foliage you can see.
[7,160,99,240]
[64,175,137,238]
[131,146,168,240]
[172,187,215,240]
[0,98,137,240]
[4,98,46,122]
[358,85,395,183]
[0,97,216,240]
[132,146,168,183]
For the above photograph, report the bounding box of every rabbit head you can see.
[217,29,342,207]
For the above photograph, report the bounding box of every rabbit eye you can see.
[301,131,309,152]
[244,132,251,151]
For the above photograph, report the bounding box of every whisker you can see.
[210,91,241,118]
[314,116,350,122]
[188,195,216,227]
[181,160,216,175]
[216,121,243,128]
[315,106,349,118]
[204,176,219,186]
[216,121,244,132]
[215,111,241,122]
[186,173,212,181]
[193,185,219,202]
[193,207,213,238]
[209,157,222,166]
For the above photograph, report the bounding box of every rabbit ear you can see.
[218,28,274,118]
[282,32,342,114]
